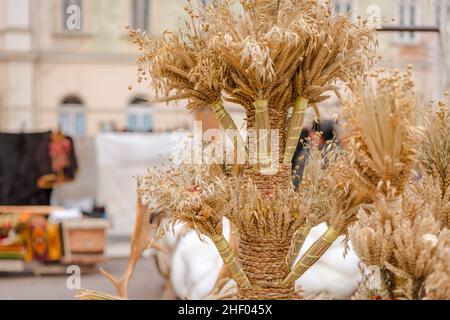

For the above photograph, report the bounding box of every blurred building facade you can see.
[0,0,196,137]
[0,0,449,137]
[353,0,449,102]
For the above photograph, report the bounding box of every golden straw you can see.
[287,223,312,266]
[211,100,247,155]
[254,100,272,168]
[211,234,251,288]
[75,289,126,301]
[283,97,309,165]
[283,226,339,284]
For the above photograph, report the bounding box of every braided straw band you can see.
[253,100,272,168]
[210,234,251,288]
[287,224,312,267]
[244,164,292,196]
[238,237,296,300]
[283,97,309,165]
[283,227,339,285]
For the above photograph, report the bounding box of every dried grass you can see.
[130,0,376,166]
[351,187,445,300]
[343,67,421,200]
[75,289,126,300]
[419,99,450,228]
[420,99,450,194]
[424,230,450,300]
[128,2,224,110]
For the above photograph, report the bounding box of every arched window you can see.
[59,95,86,137]
[127,97,154,132]
[131,0,150,31]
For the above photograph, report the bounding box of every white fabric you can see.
[96,132,186,235]
[169,219,231,300]
[169,223,361,299]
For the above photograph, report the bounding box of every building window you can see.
[127,97,154,132]
[59,96,86,137]
[398,0,420,43]
[333,0,353,15]
[62,0,83,31]
[435,0,450,30]
[131,0,150,31]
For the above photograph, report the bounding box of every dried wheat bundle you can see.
[129,2,222,109]
[126,0,380,300]
[75,289,126,301]
[351,200,397,300]
[287,143,337,265]
[284,1,377,164]
[406,172,449,229]
[343,67,421,209]
[141,159,251,288]
[129,1,244,148]
[207,0,308,166]
[351,201,396,268]
[420,99,450,194]
[385,209,441,300]
[419,99,450,228]
[424,230,450,300]
[284,152,371,284]
[208,0,305,109]
[352,192,444,300]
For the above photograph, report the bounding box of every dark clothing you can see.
[0,132,53,205]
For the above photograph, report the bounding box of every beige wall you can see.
[0,0,449,136]
[0,0,195,135]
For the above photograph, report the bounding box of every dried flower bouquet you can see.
[128,0,379,300]
[345,69,450,300]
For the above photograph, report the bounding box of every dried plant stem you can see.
[210,234,251,288]
[283,97,309,165]
[211,101,246,152]
[254,100,271,168]
[212,225,239,292]
[100,185,156,298]
[283,226,339,285]
[75,289,126,301]
[287,223,312,266]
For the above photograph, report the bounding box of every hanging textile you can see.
[0,132,78,205]
[0,132,53,205]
